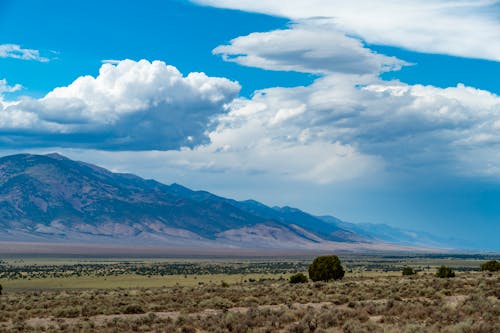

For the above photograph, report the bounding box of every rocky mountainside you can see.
[0,153,363,248]
[0,153,457,250]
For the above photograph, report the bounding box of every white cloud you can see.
[0,79,23,123]
[194,0,500,62]
[101,59,122,65]
[0,79,22,94]
[189,0,500,183]
[53,80,497,187]
[4,60,500,183]
[0,59,240,149]
[1,6,499,185]
[213,22,408,75]
[32,73,500,186]
[0,44,50,62]
[144,75,500,184]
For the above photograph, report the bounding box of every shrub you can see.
[308,255,345,282]
[53,306,81,318]
[480,260,500,272]
[290,273,308,284]
[402,267,416,276]
[181,327,196,333]
[436,266,455,278]
[0,284,2,295]
[122,304,145,314]
[199,296,233,310]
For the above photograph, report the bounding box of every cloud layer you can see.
[2,57,499,184]
[194,0,500,62]
[0,59,240,149]
[149,75,498,184]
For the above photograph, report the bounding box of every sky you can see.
[1,0,499,249]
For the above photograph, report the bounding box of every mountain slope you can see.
[0,153,457,250]
[0,153,363,248]
[167,183,358,242]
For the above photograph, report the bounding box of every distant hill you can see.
[0,153,453,250]
[317,216,470,250]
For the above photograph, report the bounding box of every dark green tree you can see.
[436,265,455,278]
[402,267,416,276]
[480,260,500,272]
[289,272,308,284]
[308,255,344,282]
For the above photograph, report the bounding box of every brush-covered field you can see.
[0,254,499,332]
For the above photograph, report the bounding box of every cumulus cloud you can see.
[213,22,407,75]
[194,0,500,62]
[0,59,240,149]
[3,60,499,183]
[0,44,50,62]
[0,79,23,124]
[141,75,500,184]
[177,105,385,184]
[57,78,497,186]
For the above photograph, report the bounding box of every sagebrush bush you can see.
[53,306,81,318]
[122,304,144,314]
[402,267,417,276]
[480,260,500,272]
[290,273,308,284]
[436,266,455,278]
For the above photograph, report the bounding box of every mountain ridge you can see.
[0,153,453,251]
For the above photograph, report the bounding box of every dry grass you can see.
[0,271,498,332]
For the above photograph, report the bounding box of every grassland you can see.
[0,253,498,332]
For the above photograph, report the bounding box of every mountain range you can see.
[0,153,461,251]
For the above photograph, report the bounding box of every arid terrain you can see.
[0,254,498,332]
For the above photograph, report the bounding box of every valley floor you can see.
[0,254,498,332]
[0,275,499,332]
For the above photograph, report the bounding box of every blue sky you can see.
[0,0,313,98]
[1,0,500,249]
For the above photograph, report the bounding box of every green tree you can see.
[480,260,500,272]
[308,255,345,282]
[436,265,455,278]
[289,272,308,284]
[402,267,416,276]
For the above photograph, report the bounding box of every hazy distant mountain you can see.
[0,153,454,250]
[320,216,478,250]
